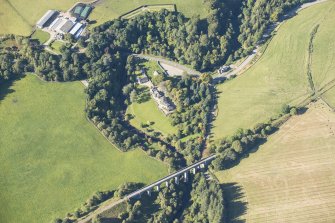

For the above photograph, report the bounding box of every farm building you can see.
[69,23,83,35]
[74,28,85,39]
[71,4,92,19]
[137,75,149,84]
[36,10,58,29]
[80,6,92,19]
[60,20,75,33]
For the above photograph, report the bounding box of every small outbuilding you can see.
[217,65,231,74]
[137,75,149,84]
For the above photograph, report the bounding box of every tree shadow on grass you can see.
[0,74,26,103]
[221,182,248,223]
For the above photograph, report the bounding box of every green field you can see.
[0,75,168,223]
[50,40,65,54]
[127,96,177,137]
[31,29,50,44]
[212,0,335,139]
[90,0,208,26]
[120,4,176,19]
[216,101,335,222]
[0,0,91,36]
[310,3,335,97]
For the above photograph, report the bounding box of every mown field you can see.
[127,96,177,137]
[310,1,335,107]
[212,0,335,139]
[31,29,50,44]
[216,101,335,223]
[90,0,208,26]
[0,0,92,36]
[0,75,168,223]
[310,3,335,92]
[50,40,65,54]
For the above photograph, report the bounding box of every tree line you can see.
[211,104,299,170]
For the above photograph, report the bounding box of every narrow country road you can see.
[213,0,328,82]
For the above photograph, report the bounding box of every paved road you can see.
[213,0,328,82]
[77,154,216,223]
[133,54,201,76]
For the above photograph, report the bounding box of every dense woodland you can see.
[92,0,311,71]
[117,173,225,223]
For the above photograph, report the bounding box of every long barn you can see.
[36,10,58,29]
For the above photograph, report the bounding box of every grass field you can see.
[212,0,335,139]
[0,0,91,36]
[90,0,208,26]
[310,3,335,93]
[120,4,176,19]
[127,96,177,137]
[50,40,65,54]
[0,75,168,223]
[31,29,50,44]
[216,100,335,222]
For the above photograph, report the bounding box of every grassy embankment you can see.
[0,75,168,223]
[212,0,335,139]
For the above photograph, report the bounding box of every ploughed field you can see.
[0,75,167,223]
[216,101,335,223]
[212,0,335,139]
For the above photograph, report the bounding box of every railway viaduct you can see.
[126,154,217,199]
[77,154,217,223]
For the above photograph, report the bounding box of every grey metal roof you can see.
[36,10,57,28]
[60,20,75,33]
